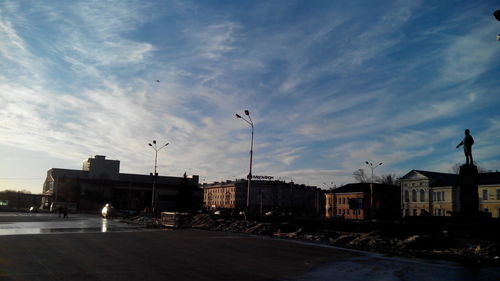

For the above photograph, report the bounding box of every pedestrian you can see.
[58,206,63,218]
[63,206,68,218]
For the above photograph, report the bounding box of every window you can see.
[496,189,500,200]
[413,209,417,216]
[404,190,409,202]
[482,189,488,200]
[405,209,410,216]
[441,192,445,201]
[412,190,417,202]
[420,189,425,202]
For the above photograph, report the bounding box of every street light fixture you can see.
[148,140,169,216]
[365,161,383,220]
[235,110,254,219]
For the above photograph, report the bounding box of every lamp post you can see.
[235,110,253,219]
[365,161,382,220]
[148,140,169,216]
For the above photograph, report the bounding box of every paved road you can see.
[0,212,146,235]
[0,228,357,281]
[0,213,499,281]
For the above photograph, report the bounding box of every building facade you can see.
[41,155,201,212]
[400,170,500,218]
[477,172,500,217]
[202,180,324,216]
[400,170,458,217]
[325,183,400,220]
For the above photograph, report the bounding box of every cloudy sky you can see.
[1,0,499,193]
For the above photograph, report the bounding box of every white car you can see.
[101,203,115,218]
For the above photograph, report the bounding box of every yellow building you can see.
[400,170,458,217]
[478,172,500,217]
[401,170,500,218]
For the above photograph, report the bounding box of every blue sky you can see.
[1,0,499,193]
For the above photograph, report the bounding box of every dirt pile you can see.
[186,214,500,265]
[190,214,275,235]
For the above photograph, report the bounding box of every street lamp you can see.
[365,161,383,220]
[148,140,169,216]
[235,110,254,219]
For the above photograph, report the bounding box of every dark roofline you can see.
[47,168,198,185]
[327,182,399,194]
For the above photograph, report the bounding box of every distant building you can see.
[41,155,201,212]
[325,183,400,220]
[0,191,43,211]
[202,180,324,216]
[400,170,500,218]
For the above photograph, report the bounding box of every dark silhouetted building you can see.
[0,191,43,211]
[325,183,400,220]
[202,179,324,216]
[41,155,201,212]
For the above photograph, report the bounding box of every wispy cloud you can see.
[1,1,499,193]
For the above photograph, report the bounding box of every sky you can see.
[1,0,499,194]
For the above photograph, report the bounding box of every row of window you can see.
[206,200,236,205]
[334,209,362,215]
[207,188,235,194]
[434,209,446,216]
[433,191,446,201]
[336,197,356,205]
[405,189,500,202]
[481,189,500,200]
[404,189,426,202]
[404,209,427,216]
[205,193,233,200]
[403,181,426,187]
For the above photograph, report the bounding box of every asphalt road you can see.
[0,228,356,281]
[1,213,500,281]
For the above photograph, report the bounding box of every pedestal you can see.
[458,164,479,215]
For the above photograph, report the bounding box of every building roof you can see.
[50,168,89,179]
[48,168,197,186]
[401,170,458,187]
[478,172,500,185]
[328,183,399,194]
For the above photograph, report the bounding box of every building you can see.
[41,155,201,212]
[202,179,324,216]
[325,183,400,220]
[400,170,458,217]
[478,172,500,217]
[0,191,44,211]
[400,170,500,218]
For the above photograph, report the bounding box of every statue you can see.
[456,129,474,165]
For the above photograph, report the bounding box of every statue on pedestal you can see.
[456,129,474,165]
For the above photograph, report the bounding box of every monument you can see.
[455,129,479,216]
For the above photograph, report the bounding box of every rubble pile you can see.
[120,215,162,228]
[190,214,275,235]
[186,214,500,265]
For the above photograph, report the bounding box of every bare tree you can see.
[352,169,368,183]
[378,174,400,185]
